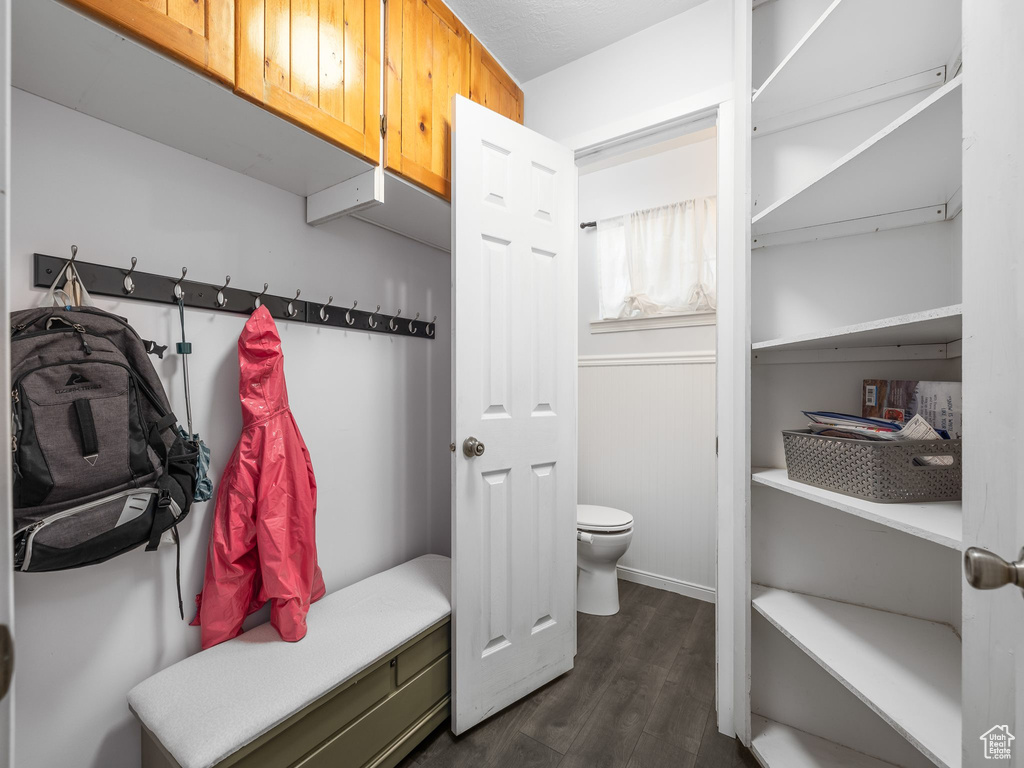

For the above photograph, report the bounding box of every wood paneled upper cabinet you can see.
[236,0,381,164]
[67,0,234,84]
[384,0,471,199]
[469,37,524,125]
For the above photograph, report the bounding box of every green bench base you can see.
[142,617,451,768]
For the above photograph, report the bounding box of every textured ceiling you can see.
[446,0,710,82]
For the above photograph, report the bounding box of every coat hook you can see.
[320,295,333,322]
[286,289,302,319]
[367,304,380,329]
[215,275,231,308]
[122,256,138,295]
[408,312,420,334]
[389,309,402,332]
[173,267,188,300]
[426,316,437,337]
[253,282,269,310]
[64,244,79,282]
[345,300,358,327]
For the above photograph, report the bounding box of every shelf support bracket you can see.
[306,166,385,227]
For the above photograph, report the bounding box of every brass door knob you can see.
[463,437,485,458]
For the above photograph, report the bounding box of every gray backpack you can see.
[10,305,196,580]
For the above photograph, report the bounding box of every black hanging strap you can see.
[73,399,99,463]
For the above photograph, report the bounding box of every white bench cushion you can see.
[128,554,451,768]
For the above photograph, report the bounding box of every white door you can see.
[0,0,14,764]
[450,95,578,734]
[960,1,1024,763]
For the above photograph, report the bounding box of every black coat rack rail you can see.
[32,252,437,341]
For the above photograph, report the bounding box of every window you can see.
[595,197,717,322]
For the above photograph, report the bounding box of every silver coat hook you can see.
[345,300,358,327]
[389,309,402,332]
[173,267,188,300]
[215,275,231,308]
[320,295,333,322]
[409,312,420,334]
[426,316,437,337]
[253,282,269,310]
[286,289,302,318]
[122,257,138,295]
[367,304,380,329]
[64,244,79,282]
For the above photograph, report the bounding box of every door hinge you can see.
[380,114,387,137]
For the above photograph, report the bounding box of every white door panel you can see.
[960,0,1024,761]
[451,95,577,734]
[0,0,13,763]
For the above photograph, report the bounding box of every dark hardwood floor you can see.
[399,581,758,768]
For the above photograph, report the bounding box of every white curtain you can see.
[596,197,717,320]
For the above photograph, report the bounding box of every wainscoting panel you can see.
[578,352,717,596]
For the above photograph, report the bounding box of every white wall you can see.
[10,89,451,768]
[575,136,718,596]
[522,0,733,151]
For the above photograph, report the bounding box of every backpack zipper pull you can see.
[73,324,92,355]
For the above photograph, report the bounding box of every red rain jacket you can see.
[191,306,326,649]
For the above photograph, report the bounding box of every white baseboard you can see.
[617,565,716,603]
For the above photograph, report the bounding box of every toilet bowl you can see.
[576,504,634,616]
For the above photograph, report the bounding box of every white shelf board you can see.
[751,716,900,768]
[752,304,962,353]
[753,0,959,121]
[752,469,961,549]
[753,77,961,237]
[752,586,962,768]
[13,0,372,198]
[353,172,451,252]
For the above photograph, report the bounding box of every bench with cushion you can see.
[128,554,452,768]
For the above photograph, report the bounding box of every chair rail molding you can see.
[578,351,716,367]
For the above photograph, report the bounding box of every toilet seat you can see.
[577,504,633,533]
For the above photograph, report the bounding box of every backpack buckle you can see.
[157,489,172,509]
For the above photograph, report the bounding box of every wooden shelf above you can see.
[13,0,373,198]
[13,0,453,250]
[752,586,962,768]
[751,716,901,768]
[753,0,960,123]
[752,469,961,549]
[752,77,961,238]
[752,304,962,356]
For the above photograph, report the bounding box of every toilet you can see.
[576,504,634,616]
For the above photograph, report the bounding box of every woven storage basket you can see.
[782,429,962,503]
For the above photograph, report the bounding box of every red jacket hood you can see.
[237,306,289,424]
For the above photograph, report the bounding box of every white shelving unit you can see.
[751,716,901,768]
[752,469,961,549]
[752,587,962,768]
[740,0,965,764]
[753,78,961,238]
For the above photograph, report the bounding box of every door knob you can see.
[463,437,485,458]
[964,547,1024,592]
